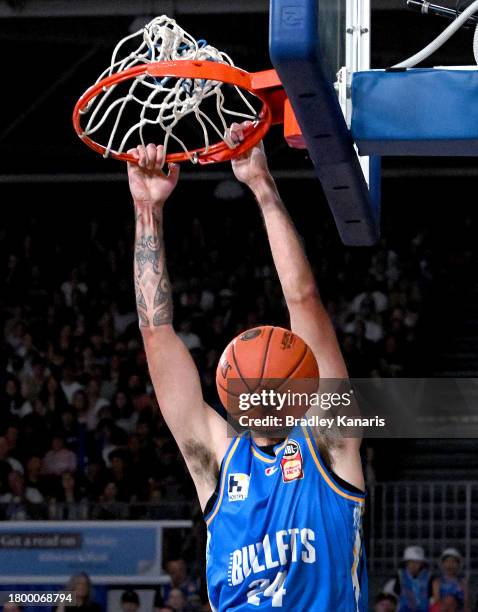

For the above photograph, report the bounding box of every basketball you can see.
[216,325,319,421]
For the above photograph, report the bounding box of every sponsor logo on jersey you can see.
[265,466,279,476]
[228,473,250,502]
[281,439,304,483]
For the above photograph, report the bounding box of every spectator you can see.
[72,389,94,430]
[177,320,202,350]
[83,460,105,500]
[91,481,127,520]
[60,365,83,404]
[58,407,82,453]
[85,379,109,429]
[19,400,51,457]
[39,375,69,415]
[42,434,77,476]
[374,592,398,612]
[430,594,461,612]
[60,269,88,308]
[350,277,388,314]
[56,471,84,503]
[39,376,68,414]
[0,470,44,519]
[0,443,11,495]
[112,301,136,336]
[114,391,136,433]
[120,590,140,612]
[56,572,101,612]
[1,470,43,503]
[166,588,186,612]
[100,353,121,400]
[379,335,406,377]
[49,470,88,520]
[4,426,20,458]
[185,594,203,612]
[0,436,23,474]
[431,548,468,612]
[164,558,200,599]
[344,304,384,343]
[24,456,47,496]
[5,318,28,354]
[4,377,31,418]
[96,420,122,467]
[21,355,47,401]
[384,546,431,612]
[107,449,136,501]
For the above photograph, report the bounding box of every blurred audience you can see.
[120,590,140,612]
[431,548,469,612]
[374,592,398,612]
[1,210,439,516]
[55,572,102,612]
[383,546,431,612]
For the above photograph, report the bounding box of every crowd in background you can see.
[3,546,471,612]
[374,545,471,612]
[0,200,436,516]
[0,184,474,610]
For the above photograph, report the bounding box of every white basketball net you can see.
[79,15,259,162]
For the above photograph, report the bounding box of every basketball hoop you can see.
[72,16,296,165]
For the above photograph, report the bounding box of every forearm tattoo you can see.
[134,208,173,327]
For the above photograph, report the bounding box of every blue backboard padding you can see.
[352,69,478,156]
[269,0,380,246]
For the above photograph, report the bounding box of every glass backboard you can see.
[319,0,371,126]
[318,0,347,84]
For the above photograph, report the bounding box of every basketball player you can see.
[127,122,367,611]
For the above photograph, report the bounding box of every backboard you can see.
[270,0,380,246]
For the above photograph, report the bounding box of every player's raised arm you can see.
[229,123,346,380]
[128,144,228,509]
[230,123,364,490]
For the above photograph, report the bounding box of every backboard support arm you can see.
[269,0,380,246]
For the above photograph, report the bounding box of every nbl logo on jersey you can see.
[228,473,250,502]
[281,440,304,483]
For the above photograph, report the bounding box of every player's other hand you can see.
[127,144,180,208]
[230,122,272,188]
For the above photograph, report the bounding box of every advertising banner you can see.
[0,521,191,585]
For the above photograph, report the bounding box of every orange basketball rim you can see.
[72,60,305,165]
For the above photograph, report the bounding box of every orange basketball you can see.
[216,326,319,424]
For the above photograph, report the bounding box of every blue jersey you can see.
[205,425,367,611]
